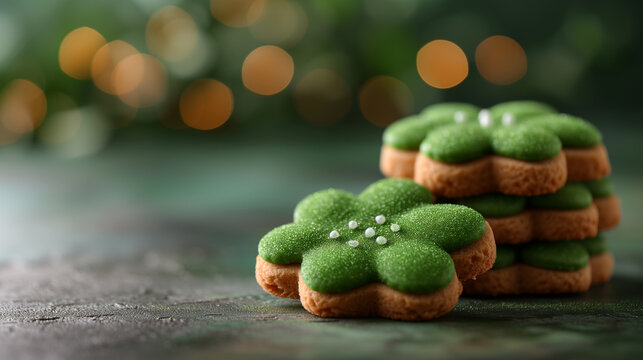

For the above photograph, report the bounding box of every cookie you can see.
[381,101,611,198]
[463,235,613,296]
[256,178,496,320]
[584,177,621,230]
[453,179,620,244]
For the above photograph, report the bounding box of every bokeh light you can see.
[416,39,468,89]
[210,0,264,27]
[42,107,111,158]
[146,6,199,62]
[113,54,168,108]
[180,79,234,130]
[249,0,307,47]
[294,69,351,126]
[91,40,139,94]
[475,35,527,85]
[242,45,294,95]
[0,79,47,134]
[38,108,83,145]
[59,27,106,80]
[358,75,413,127]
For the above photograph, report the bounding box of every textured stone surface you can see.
[0,129,641,359]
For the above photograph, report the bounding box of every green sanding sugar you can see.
[456,194,527,218]
[420,102,481,123]
[383,103,480,150]
[258,178,487,294]
[490,125,561,161]
[526,114,602,148]
[420,123,491,163]
[493,245,517,269]
[382,115,435,150]
[528,183,593,210]
[583,177,614,198]
[489,101,556,123]
[519,242,589,271]
[383,101,604,164]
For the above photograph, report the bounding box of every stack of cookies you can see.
[380,101,621,296]
[255,100,620,321]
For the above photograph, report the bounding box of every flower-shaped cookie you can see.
[256,178,495,320]
[380,101,611,197]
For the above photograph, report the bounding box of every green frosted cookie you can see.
[383,101,603,164]
[258,178,487,293]
[493,245,517,269]
[454,180,608,217]
[582,178,615,198]
[489,236,607,271]
[527,183,594,210]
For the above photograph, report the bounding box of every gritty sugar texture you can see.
[383,101,604,163]
[258,178,486,293]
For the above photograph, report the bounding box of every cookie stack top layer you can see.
[384,101,602,163]
[381,101,612,198]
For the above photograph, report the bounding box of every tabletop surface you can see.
[1,122,642,360]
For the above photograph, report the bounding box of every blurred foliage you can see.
[0,0,641,155]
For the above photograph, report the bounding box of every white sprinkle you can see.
[348,240,359,247]
[478,109,491,128]
[454,111,466,123]
[390,224,400,232]
[376,236,387,245]
[348,220,358,229]
[365,228,375,237]
[502,113,515,126]
[375,215,386,224]
[329,230,339,239]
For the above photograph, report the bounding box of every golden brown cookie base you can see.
[487,204,599,244]
[413,152,567,198]
[564,145,611,182]
[589,252,614,285]
[381,144,613,197]
[255,223,494,320]
[380,146,417,179]
[256,256,462,320]
[594,195,621,230]
[299,272,462,321]
[462,252,613,296]
[451,222,496,280]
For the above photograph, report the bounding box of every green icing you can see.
[490,125,561,161]
[493,245,516,269]
[449,180,612,217]
[419,102,481,123]
[526,114,602,148]
[528,183,593,210]
[420,123,491,163]
[258,178,487,294]
[519,242,589,271]
[456,194,526,218]
[583,177,614,198]
[382,101,604,164]
[490,236,608,272]
[489,101,556,123]
[383,103,479,150]
[575,235,608,256]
